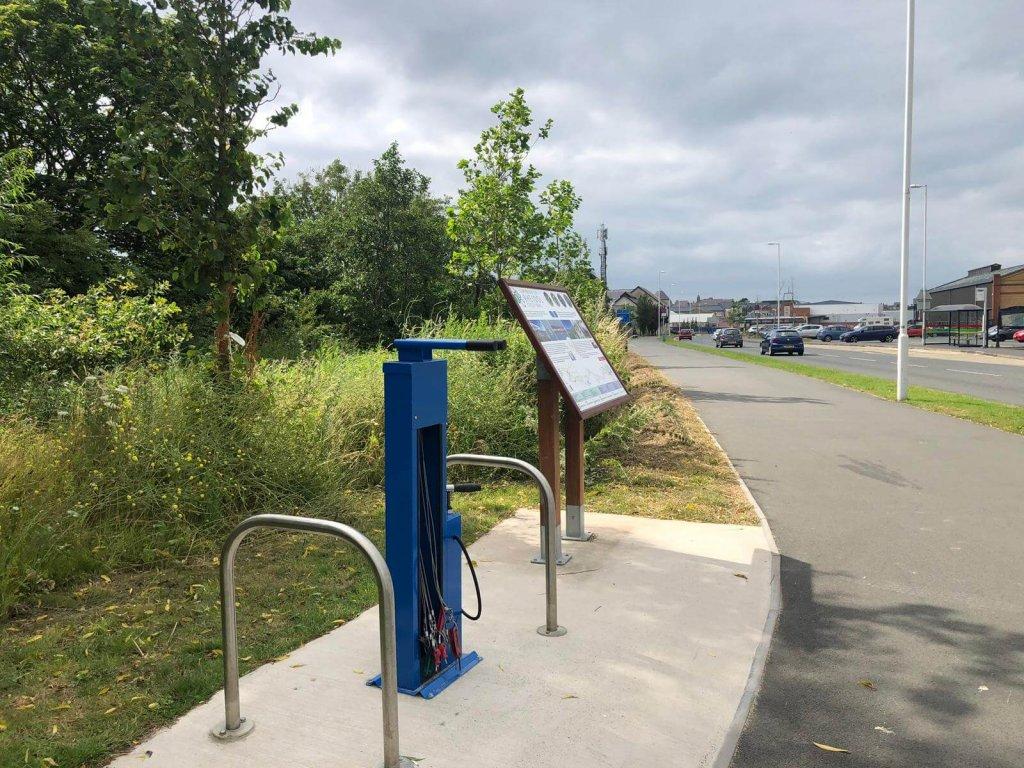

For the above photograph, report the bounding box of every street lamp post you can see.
[767,242,782,326]
[896,0,916,402]
[668,282,675,334]
[910,183,928,346]
[657,270,666,337]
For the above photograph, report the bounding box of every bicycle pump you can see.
[369,338,505,698]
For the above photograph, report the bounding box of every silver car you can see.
[796,323,823,339]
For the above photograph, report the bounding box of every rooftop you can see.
[929,263,1024,293]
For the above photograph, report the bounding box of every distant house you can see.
[607,286,670,319]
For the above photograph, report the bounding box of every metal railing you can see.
[210,513,411,768]
[446,454,566,637]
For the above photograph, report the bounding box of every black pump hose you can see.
[454,535,482,621]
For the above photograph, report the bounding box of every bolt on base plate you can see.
[210,716,255,741]
[537,624,567,637]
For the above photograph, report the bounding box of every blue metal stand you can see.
[369,338,504,699]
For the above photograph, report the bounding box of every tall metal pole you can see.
[657,270,666,337]
[896,0,916,401]
[922,185,927,347]
[597,223,608,291]
[768,242,781,326]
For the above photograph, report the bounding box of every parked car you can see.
[988,325,1024,342]
[840,324,896,343]
[676,328,693,340]
[815,325,847,342]
[711,328,723,341]
[907,322,923,338]
[796,323,823,338]
[760,329,804,356]
[1014,329,1024,344]
[715,328,743,348]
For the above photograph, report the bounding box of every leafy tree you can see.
[526,178,604,306]
[102,0,340,372]
[634,295,658,335]
[0,149,34,293]
[727,298,751,326]
[447,88,552,308]
[0,0,161,291]
[448,88,602,310]
[274,145,458,348]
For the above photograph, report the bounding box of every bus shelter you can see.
[927,304,983,347]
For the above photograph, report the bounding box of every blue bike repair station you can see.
[370,337,505,699]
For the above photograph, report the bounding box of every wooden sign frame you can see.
[499,278,631,419]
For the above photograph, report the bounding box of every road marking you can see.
[850,356,876,362]
[946,368,1001,377]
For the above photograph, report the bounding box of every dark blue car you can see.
[760,329,804,356]
[840,324,896,343]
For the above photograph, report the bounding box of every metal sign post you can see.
[976,286,988,347]
[564,408,593,541]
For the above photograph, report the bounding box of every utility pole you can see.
[896,0,916,402]
[910,184,928,346]
[597,223,608,291]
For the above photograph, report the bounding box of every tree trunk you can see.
[244,309,265,376]
[215,281,235,377]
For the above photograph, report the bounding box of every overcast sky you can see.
[257,1,1024,304]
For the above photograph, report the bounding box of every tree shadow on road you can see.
[731,556,1024,768]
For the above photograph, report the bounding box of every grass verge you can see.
[667,339,1024,436]
[0,352,753,768]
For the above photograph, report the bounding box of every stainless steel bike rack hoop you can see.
[210,513,415,768]
[446,454,566,637]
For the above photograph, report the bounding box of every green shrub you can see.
[0,310,628,615]
[0,278,187,411]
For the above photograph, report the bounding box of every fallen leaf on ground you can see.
[811,741,851,753]
[813,742,850,754]
[733,572,748,580]
[858,678,877,690]
[562,694,578,699]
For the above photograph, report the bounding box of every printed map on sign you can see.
[502,281,629,417]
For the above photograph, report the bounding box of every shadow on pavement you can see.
[731,556,1024,768]
[685,390,830,406]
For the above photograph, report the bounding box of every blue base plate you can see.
[366,651,482,699]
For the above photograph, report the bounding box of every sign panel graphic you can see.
[500,279,630,418]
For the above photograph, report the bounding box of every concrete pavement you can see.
[110,510,773,768]
[635,337,1024,768]
[685,334,1024,406]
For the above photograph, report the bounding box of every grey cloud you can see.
[258,0,1024,302]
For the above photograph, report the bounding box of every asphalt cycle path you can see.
[685,333,1024,406]
[633,337,1024,768]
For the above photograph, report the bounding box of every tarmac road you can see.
[634,337,1024,768]
[683,333,1024,406]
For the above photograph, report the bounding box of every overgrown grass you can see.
[667,339,1024,436]
[1,340,753,767]
[0,314,625,616]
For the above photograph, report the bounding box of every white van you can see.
[857,316,896,328]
